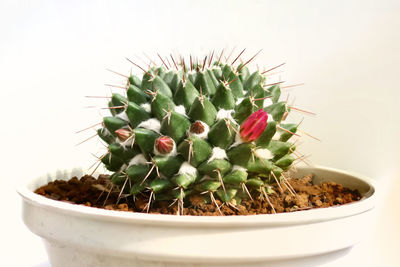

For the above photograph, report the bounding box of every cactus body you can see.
[98,53,299,209]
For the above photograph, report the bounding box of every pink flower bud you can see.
[115,128,132,141]
[155,136,174,154]
[240,109,268,142]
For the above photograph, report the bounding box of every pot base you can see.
[44,239,353,267]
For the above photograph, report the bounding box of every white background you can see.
[1,0,399,266]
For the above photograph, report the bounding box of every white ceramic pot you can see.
[18,166,375,267]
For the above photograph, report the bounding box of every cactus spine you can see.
[97,51,300,213]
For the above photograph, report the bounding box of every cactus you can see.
[97,51,301,213]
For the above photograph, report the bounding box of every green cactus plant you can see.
[97,51,301,214]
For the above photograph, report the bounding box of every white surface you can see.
[19,166,375,267]
[0,0,399,266]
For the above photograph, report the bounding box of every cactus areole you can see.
[97,52,300,212]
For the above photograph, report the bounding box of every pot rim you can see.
[17,165,376,228]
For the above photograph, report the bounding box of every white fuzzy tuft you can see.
[116,164,127,173]
[101,128,111,135]
[190,121,210,139]
[216,109,234,121]
[207,147,228,162]
[99,128,117,143]
[235,97,244,105]
[140,103,151,113]
[128,154,148,166]
[230,127,244,148]
[119,164,127,171]
[254,148,274,160]
[116,111,129,122]
[178,162,197,177]
[138,118,161,133]
[232,165,246,172]
[272,130,282,140]
[116,137,134,147]
[174,105,187,116]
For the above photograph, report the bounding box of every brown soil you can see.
[34,174,361,216]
